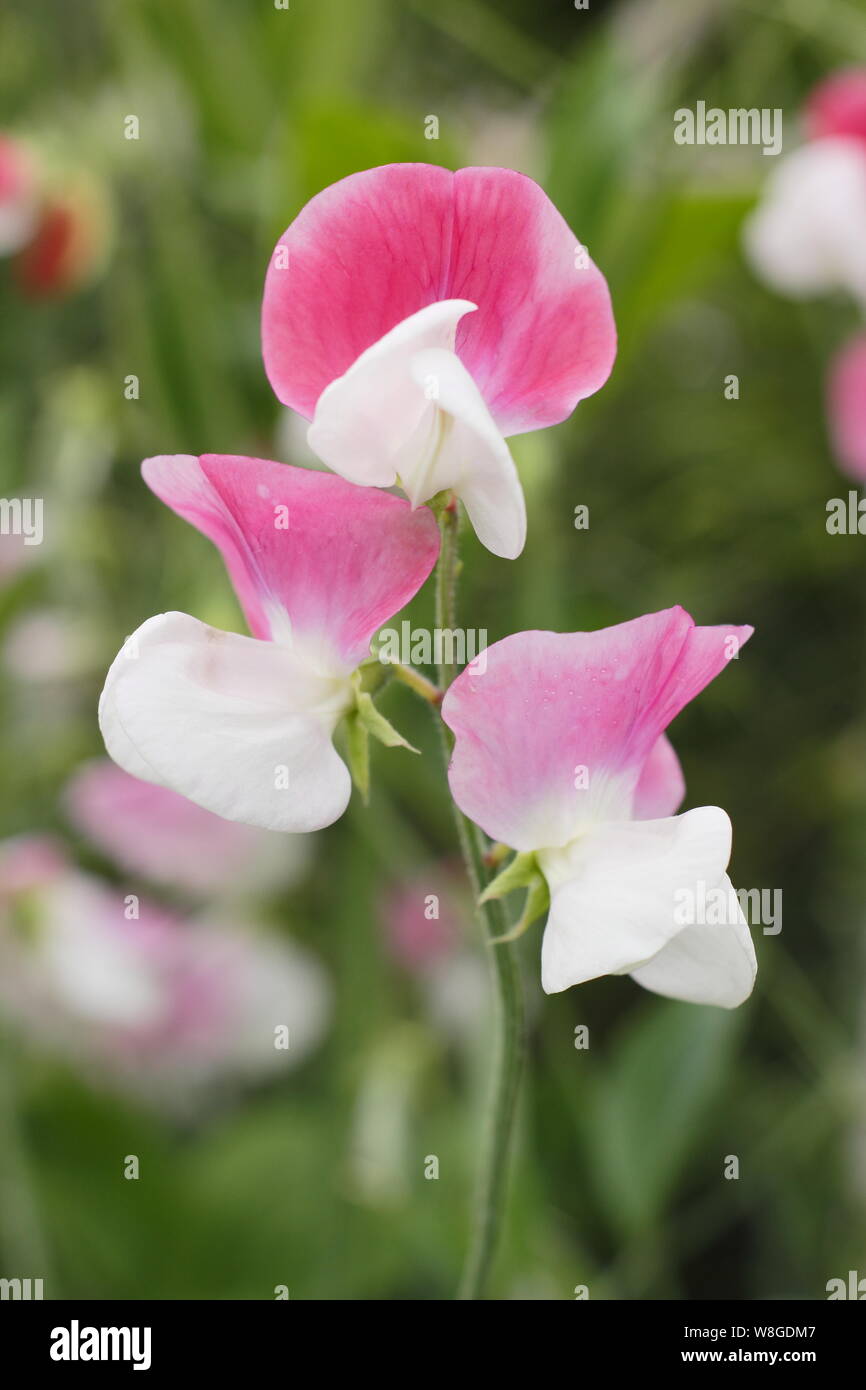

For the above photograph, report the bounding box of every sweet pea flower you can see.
[442,607,758,1007]
[742,136,866,307]
[383,869,461,973]
[65,759,312,897]
[261,163,616,559]
[381,868,490,1045]
[743,71,866,308]
[826,333,866,480]
[0,836,332,1109]
[99,455,440,833]
[804,69,866,147]
[0,134,37,255]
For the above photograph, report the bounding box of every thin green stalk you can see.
[391,662,442,705]
[0,1038,53,1289]
[432,502,525,1301]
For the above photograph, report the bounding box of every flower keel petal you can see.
[99,612,352,833]
[538,807,737,995]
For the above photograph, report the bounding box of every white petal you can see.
[201,924,333,1073]
[99,612,353,833]
[306,299,526,558]
[40,877,164,1027]
[743,138,866,307]
[406,348,526,558]
[307,299,477,487]
[629,874,756,1008]
[539,806,741,995]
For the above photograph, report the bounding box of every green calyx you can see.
[345,672,420,804]
[479,850,550,943]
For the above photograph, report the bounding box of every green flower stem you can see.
[432,501,526,1302]
[391,662,442,705]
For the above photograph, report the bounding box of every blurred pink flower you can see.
[743,70,866,307]
[742,137,866,307]
[826,333,866,480]
[442,607,757,1007]
[65,758,311,897]
[383,870,462,973]
[380,867,489,1047]
[99,454,439,833]
[805,69,866,146]
[0,836,331,1111]
[0,134,37,255]
[262,163,616,558]
[0,834,66,897]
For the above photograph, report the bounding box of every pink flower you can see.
[0,134,37,256]
[826,333,866,480]
[99,455,439,832]
[441,607,757,1007]
[65,759,312,896]
[805,69,866,146]
[744,70,866,307]
[0,836,331,1110]
[382,870,489,1044]
[383,869,462,973]
[742,137,866,307]
[261,164,616,558]
[0,834,67,897]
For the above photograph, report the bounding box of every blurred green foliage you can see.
[1,0,865,1300]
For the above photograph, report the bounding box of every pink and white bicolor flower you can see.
[442,607,758,1008]
[744,70,866,308]
[0,134,37,256]
[99,454,440,833]
[804,68,866,147]
[826,332,866,481]
[65,758,312,897]
[0,835,332,1110]
[261,163,617,560]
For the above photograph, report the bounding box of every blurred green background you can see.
[1,0,865,1300]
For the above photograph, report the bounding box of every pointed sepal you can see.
[480,849,541,904]
[345,708,371,804]
[352,677,420,755]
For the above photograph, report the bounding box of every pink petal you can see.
[142,454,439,664]
[633,736,685,820]
[382,869,462,973]
[0,834,67,898]
[805,69,866,146]
[0,135,37,256]
[262,163,616,435]
[0,861,331,1104]
[442,608,752,852]
[65,758,308,896]
[0,136,32,201]
[827,333,866,481]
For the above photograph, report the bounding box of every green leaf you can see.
[586,1003,740,1237]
